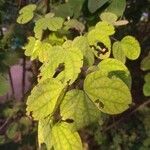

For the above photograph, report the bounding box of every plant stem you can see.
[8,68,15,99]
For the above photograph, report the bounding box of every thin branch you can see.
[0,117,11,131]
[8,68,15,99]
[110,36,118,41]
[103,99,150,132]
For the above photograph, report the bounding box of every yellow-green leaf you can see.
[121,36,141,60]
[87,21,115,59]
[95,21,115,36]
[34,17,64,39]
[38,117,53,150]
[73,36,94,66]
[40,41,83,84]
[98,58,131,88]
[51,122,83,150]
[84,71,132,114]
[26,78,64,120]
[60,90,101,130]
[17,4,36,24]
[100,12,118,24]
[112,41,126,64]
[23,37,52,62]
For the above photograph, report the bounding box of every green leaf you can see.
[34,17,64,39]
[19,117,32,135]
[26,78,64,120]
[38,117,53,150]
[112,41,126,63]
[84,71,132,114]
[100,12,118,24]
[88,29,111,59]
[51,122,83,150]
[88,21,115,43]
[54,3,73,18]
[144,73,150,83]
[60,90,100,130]
[3,51,19,66]
[88,0,109,13]
[143,73,150,96]
[40,41,83,84]
[0,135,5,144]
[121,36,141,60]
[0,74,9,96]
[73,36,94,66]
[6,122,19,140]
[143,82,150,97]
[3,107,17,118]
[64,19,85,33]
[106,0,126,17]
[23,37,52,62]
[98,58,131,88]
[17,4,36,24]
[54,0,84,18]
[68,0,85,18]
[141,53,150,71]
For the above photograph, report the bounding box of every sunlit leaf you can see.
[95,21,115,36]
[60,90,101,130]
[73,36,94,66]
[112,41,126,64]
[87,21,115,59]
[38,117,53,150]
[40,41,83,84]
[26,78,64,120]
[23,37,52,62]
[98,58,131,88]
[51,123,83,150]
[34,17,64,39]
[17,4,36,24]
[100,12,118,24]
[48,32,65,46]
[84,71,132,114]
[121,36,141,60]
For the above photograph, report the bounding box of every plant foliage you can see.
[16,1,142,149]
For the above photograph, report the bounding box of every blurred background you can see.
[0,0,150,149]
